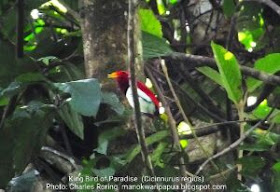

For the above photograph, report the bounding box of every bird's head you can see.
[108,71,129,80]
[108,71,130,93]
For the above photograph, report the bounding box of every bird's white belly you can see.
[126,87,155,114]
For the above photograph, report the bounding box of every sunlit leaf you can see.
[156,0,166,15]
[139,9,162,37]
[180,139,188,149]
[125,130,169,163]
[142,32,173,59]
[247,53,280,92]
[211,42,242,104]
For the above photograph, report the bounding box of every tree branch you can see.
[167,53,280,85]
[195,108,275,175]
[244,0,280,17]
[128,0,156,179]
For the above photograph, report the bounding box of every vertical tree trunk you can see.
[80,0,128,80]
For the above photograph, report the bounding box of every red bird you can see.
[108,71,159,116]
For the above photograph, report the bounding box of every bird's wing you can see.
[126,87,155,114]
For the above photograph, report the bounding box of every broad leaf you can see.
[0,102,54,188]
[58,103,84,139]
[247,53,280,92]
[102,92,124,115]
[94,127,126,155]
[139,9,162,37]
[238,156,266,178]
[197,67,223,86]
[142,32,173,59]
[54,79,101,116]
[211,42,242,104]
[125,130,169,163]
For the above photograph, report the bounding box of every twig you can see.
[167,52,280,85]
[161,60,223,177]
[41,146,78,170]
[127,0,156,179]
[244,0,280,16]
[145,67,193,177]
[195,108,275,175]
[16,0,24,58]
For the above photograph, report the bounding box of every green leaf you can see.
[156,0,166,15]
[54,79,101,116]
[15,72,48,83]
[0,102,54,188]
[222,0,235,17]
[239,143,270,152]
[38,56,61,65]
[139,9,162,37]
[94,127,126,155]
[125,130,169,163]
[58,103,84,139]
[102,92,124,115]
[211,42,242,104]
[151,142,168,168]
[142,32,173,59]
[197,67,223,86]
[272,162,280,191]
[238,156,266,178]
[0,82,23,98]
[247,53,280,92]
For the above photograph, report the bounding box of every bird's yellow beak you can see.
[108,72,118,79]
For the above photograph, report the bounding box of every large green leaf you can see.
[211,42,242,104]
[101,92,124,115]
[139,9,162,37]
[142,32,173,59]
[0,101,54,188]
[58,103,84,139]
[247,53,280,92]
[54,79,101,117]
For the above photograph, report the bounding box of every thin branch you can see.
[161,60,224,177]
[41,146,78,170]
[16,0,24,58]
[145,67,193,177]
[195,108,275,175]
[167,53,280,85]
[244,0,280,16]
[128,0,156,178]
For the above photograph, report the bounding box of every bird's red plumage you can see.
[108,70,160,115]
[136,81,159,108]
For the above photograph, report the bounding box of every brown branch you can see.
[167,53,280,85]
[195,108,275,175]
[145,67,193,177]
[244,0,280,17]
[128,0,156,179]
[16,0,24,58]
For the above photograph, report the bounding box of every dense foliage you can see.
[1,0,280,191]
